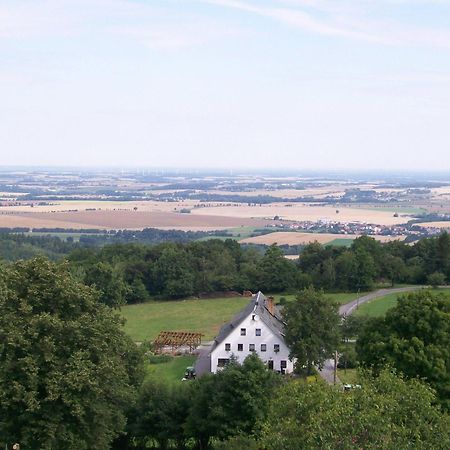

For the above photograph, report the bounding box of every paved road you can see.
[319,285,429,385]
[339,286,425,317]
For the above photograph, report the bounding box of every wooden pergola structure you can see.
[153,331,203,354]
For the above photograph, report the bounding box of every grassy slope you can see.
[121,296,250,342]
[121,292,363,344]
[145,355,197,384]
[354,288,450,317]
[274,292,367,306]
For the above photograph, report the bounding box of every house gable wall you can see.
[210,312,294,373]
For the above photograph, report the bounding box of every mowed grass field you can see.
[145,355,197,384]
[121,296,251,342]
[354,288,450,317]
[274,292,368,306]
[121,292,363,344]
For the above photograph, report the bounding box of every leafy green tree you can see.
[84,261,129,307]
[283,287,341,375]
[382,254,406,286]
[262,369,450,449]
[129,379,191,450]
[152,246,195,298]
[354,248,376,290]
[256,244,296,292]
[0,258,144,450]
[357,290,450,409]
[427,271,446,288]
[185,353,277,448]
[334,251,358,291]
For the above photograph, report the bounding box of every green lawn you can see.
[145,355,197,384]
[121,296,250,342]
[326,238,354,247]
[338,368,359,385]
[354,288,450,317]
[274,292,368,306]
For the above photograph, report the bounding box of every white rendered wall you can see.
[210,312,294,373]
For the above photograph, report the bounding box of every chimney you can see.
[266,296,275,316]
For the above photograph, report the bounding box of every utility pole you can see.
[333,350,338,385]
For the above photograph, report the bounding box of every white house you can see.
[208,292,295,374]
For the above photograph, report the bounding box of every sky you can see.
[1,0,450,171]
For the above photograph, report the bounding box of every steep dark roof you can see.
[211,291,286,351]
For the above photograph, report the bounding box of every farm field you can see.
[240,231,405,246]
[0,210,270,231]
[418,221,450,229]
[354,288,450,317]
[191,203,413,225]
[121,296,250,343]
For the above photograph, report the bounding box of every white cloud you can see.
[200,0,450,48]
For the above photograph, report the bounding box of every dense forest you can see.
[1,232,450,306]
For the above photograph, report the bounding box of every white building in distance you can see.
[209,292,295,374]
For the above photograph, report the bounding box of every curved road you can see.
[319,285,431,384]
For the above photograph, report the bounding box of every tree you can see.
[129,379,191,450]
[84,261,129,307]
[0,258,144,450]
[283,287,341,375]
[262,369,450,449]
[256,244,296,292]
[151,246,195,298]
[185,353,277,448]
[427,271,446,288]
[382,254,406,287]
[356,290,450,409]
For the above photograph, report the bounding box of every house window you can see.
[217,358,230,368]
[261,344,267,352]
[249,344,255,352]
[225,343,231,351]
[237,343,243,351]
[240,328,246,336]
[255,328,261,336]
[274,344,280,353]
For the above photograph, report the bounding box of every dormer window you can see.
[225,343,231,351]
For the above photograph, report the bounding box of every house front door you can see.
[268,360,274,370]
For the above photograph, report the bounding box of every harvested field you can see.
[418,221,450,229]
[240,232,405,246]
[0,210,270,231]
[0,200,202,213]
[192,203,412,225]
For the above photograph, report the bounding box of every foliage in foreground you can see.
[261,370,450,450]
[0,258,144,450]
[126,353,278,450]
[357,290,450,409]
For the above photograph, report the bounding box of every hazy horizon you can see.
[2,1,450,171]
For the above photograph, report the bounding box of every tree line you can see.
[1,231,450,306]
[68,233,450,306]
